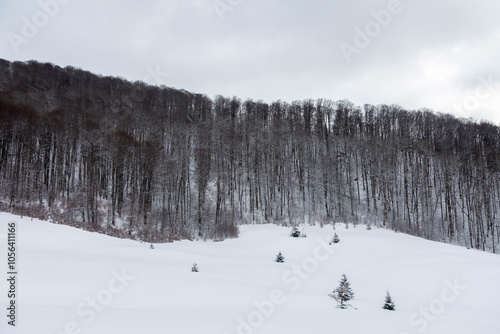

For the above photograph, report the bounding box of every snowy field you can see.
[1,212,499,334]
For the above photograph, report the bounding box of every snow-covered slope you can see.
[1,212,499,334]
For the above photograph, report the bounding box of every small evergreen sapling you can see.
[275,251,285,263]
[329,274,354,309]
[331,233,340,244]
[150,243,155,249]
[383,291,396,311]
[290,226,301,238]
[191,263,199,272]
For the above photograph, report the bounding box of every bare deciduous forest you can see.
[0,59,498,252]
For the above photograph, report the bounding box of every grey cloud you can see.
[0,0,498,123]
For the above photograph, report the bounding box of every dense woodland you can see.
[0,59,499,252]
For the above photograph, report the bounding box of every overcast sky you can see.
[1,0,499,124]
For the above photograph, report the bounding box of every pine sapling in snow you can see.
[150,243,155,249]
[383,291,396,311]
[191,263,199,272]
[329,274,354,309]
[290,226,301,238]
[275,251,285,263]
[331,233,340,244]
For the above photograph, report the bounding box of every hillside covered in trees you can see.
[0,59,499,252]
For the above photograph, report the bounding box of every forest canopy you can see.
[0,59,499,252]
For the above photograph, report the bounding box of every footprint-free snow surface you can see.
[1,212,499,334]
